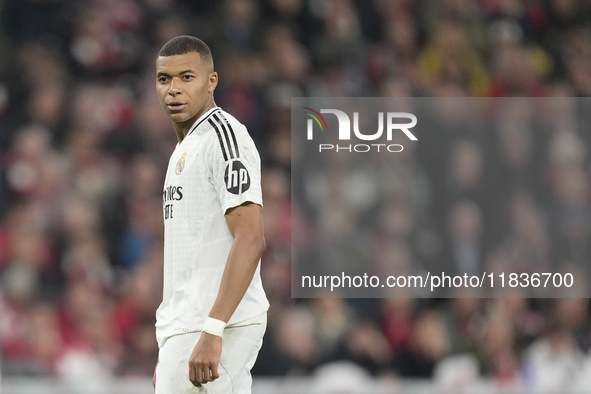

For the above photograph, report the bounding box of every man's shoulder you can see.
[203,108,259,163]
[208,109,256,148]
[213,109,250,137]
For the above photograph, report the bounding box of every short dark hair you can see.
[157,35,212,62]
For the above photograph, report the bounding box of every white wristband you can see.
[202,317,226,337]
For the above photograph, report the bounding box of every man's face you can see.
[156,52,218,126]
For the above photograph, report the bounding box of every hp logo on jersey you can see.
[224,160,251,194]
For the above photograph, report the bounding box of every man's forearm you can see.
[208,234,265,323]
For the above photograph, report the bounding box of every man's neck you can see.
[174,101,217,143]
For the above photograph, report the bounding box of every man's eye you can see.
[158,77,168,82]
[183,75,194,80]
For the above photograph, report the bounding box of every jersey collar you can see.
[188,106,221,136]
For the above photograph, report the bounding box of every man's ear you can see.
[209,72,218,92]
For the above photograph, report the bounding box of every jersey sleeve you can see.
[206,115,263,214]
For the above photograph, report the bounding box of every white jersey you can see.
[155,107,269,348]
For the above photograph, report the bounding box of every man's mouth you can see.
[168,102,185,111]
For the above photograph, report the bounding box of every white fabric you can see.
[203,317,226,337]
[156,107,269,348]
[155,313,266,394]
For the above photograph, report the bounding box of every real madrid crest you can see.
[175,152,187,175]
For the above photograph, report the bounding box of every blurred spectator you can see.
[477,308,520,382]
[392,309,451,378]
[380,297,415,354]
[441,295,483,355]
[331,319,393,376]
[309,296,357,362]
[420,21,490,96]
[253,305,319,375]
[522,319,584,393]
[443,199,484,276]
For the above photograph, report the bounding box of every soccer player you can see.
[152,35,269,393]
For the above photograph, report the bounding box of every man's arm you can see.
[187,202,265,387]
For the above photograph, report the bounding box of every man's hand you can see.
[188,332,222,387]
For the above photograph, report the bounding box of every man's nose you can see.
[168,78,181,95]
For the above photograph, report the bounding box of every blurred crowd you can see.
[1,0,591,392]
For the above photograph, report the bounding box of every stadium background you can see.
[1,0,591,393]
